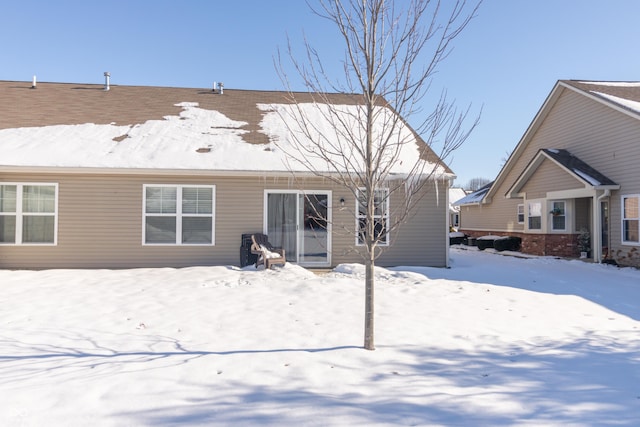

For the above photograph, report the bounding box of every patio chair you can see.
[250,233,286,269]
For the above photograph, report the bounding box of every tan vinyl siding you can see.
[460,196,523,233]
[533,90,640,263]
[520,159,584,199]
[459,84,640,265]
[380,179,447,266]
[463,88,639,231]
[0,172,447,269]
[459,204,484,230]
[533,90,640,187]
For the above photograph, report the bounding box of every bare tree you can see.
[500,148,513,168]
[465,177,492,192]
[276,0,481,350]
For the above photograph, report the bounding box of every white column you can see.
[592,192,601,263]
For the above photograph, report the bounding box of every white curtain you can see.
[267,193,297,259]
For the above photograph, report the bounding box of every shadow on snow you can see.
[1,332,639,426]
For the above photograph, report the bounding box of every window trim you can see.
[142,184,216,246]
[517,204,524,224]
[621,194,640,246]
[528,201,542,231]
[550,200,567,232]
[356,187,390,246]
[0,182,58,246]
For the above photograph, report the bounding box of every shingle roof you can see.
[561,80,640,116]
[562,80,640,101]
[453,181,493,205]
[541,148,617,186]
[0,81,362,144]
[0,80,449,172]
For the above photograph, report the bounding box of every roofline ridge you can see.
[0,79,365,97]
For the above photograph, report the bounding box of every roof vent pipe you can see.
[31,75,37,89]
[104,72,111,91]
[218,82,224,95]
[212,81,217,93]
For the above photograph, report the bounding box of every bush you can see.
[475,235,522,251]
[476,238,495,251]
[494,236,522,252]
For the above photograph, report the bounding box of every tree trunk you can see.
[364,252,375,350]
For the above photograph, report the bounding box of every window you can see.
[528,202,541,230]
[517,204,524,224]
[622,195,639,244]
[143,185,215,245]
[0,183,57,245]
[550,201,566,231]
[356,188,389,245]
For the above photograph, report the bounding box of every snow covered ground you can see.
[1,247,639,426]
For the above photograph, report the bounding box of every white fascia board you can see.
[546,188,595,199]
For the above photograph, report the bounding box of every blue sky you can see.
[3,1,640,187]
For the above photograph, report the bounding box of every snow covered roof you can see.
[540,149,617,187]
[563,80,640,116]
[0,81,451,176]
[448,187,467,212]
[449,187,467,203]
[505,149,619,198]
[453,181,493,206]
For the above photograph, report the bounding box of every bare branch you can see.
[275,0,482,350]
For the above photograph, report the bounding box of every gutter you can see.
[0,165,455,180]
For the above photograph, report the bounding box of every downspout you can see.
[444,179,451,268]
[594,189,610,263]
[445,177,452,268]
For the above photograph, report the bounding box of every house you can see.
[448,187,467,230]
[0,79,453,269]
[456,80,640,267]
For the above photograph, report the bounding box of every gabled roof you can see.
[538,148,617,186]
[0,80,451,176]
[449,187,468,203]
[506,149,619,198]
[449,187,468,212]
[474,80,640,204]
[454,181,493,206]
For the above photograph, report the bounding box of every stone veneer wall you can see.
[611,247,640,268]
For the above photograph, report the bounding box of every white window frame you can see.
[263,189,332,266]
[0,182,58,246]
[550,200,567,232]
[142,184,215,246]
[517,204,524,224]
[621,194,640,246]
[356,187,390,246]
[528,201,542,231]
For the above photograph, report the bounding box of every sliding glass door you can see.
[266,192,298,260]
[266,191,330,266]
[299,193,329,264]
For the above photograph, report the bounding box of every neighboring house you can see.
[456,80,640,267]
[448,187,467,230]
[0,79,452,269]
